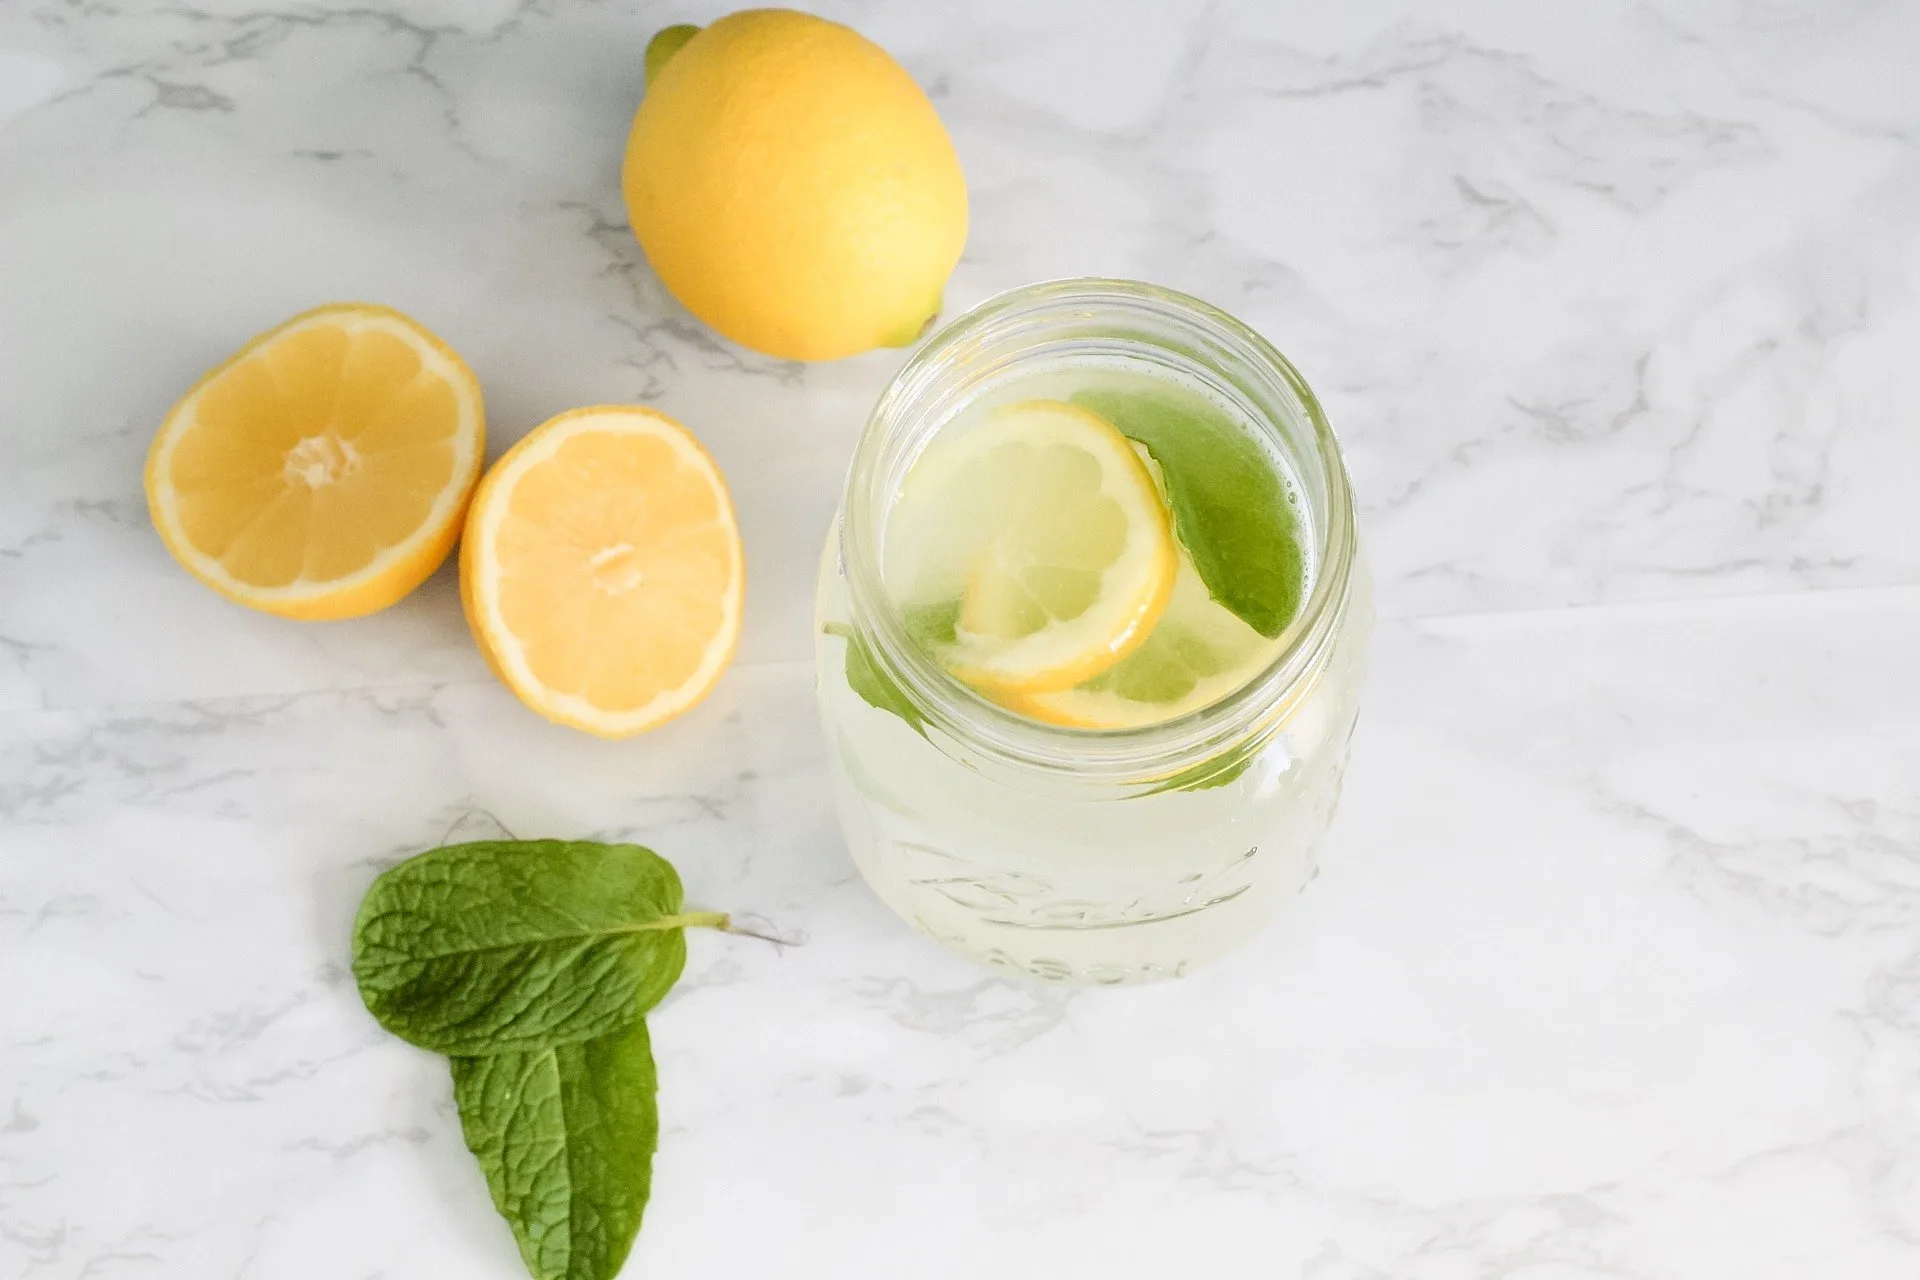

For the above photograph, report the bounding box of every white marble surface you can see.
[3,1,1918,1275]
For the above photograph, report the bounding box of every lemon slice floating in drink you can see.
[885,399,1176,695]
[1000,551,1280,729]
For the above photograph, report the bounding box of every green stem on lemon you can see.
[645,24,701,88]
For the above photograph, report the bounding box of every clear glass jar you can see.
[815,279,1371,984]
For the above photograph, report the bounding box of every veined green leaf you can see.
[1142,753,1251,796]
[1072,387,1307,638]
[352,840,721,1056]
[824,621,926,736]
[452,1017,658,1280]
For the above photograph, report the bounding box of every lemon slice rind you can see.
[892,399,1177,696]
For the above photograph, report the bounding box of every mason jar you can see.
[815,279,1370,984]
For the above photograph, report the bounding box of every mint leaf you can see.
[352,840,721,1056]
[902,599,960,651]
[1072,387,1306,638]
[1080,591,1254,704]
[452,1016,658,1280]
[824,621,926,736]
[1143,754,1250,796]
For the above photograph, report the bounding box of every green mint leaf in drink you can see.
[351,839,724,1056]
[824,621,927,736]
[451,1016,659,1280]
[1142,753,1252,795]
[902,598,960,650]
[1081,579,1250,704]
[1072,386,1306,638]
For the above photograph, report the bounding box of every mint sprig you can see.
[352,839,733,1280]
[1072,387,1307,639]
[451,1019,659,1280]
[353,839,718,1056]
[824,621,926,736]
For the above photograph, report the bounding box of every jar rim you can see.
[840,277,1357,791]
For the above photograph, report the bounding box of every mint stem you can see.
[722,918,795,947]
[644,911,795,945]
[668,911,731,932]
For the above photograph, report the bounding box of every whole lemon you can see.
[622,10,968,362]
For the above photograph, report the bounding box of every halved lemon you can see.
[145,303,485,620]
[999,549,1281,729]
[884,399,1177,695]
[460,406,744,738]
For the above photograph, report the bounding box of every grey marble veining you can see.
[2,2,1917,1276]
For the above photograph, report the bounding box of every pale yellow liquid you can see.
[815,361,1370,982]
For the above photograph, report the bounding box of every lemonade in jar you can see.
[816,280,1370,983]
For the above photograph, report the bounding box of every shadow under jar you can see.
[815,279,1371,984]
